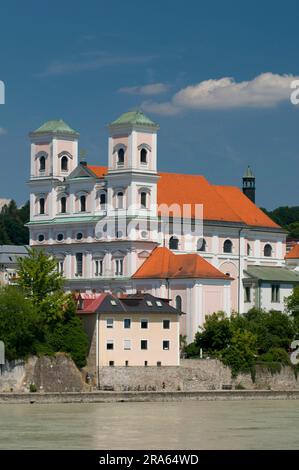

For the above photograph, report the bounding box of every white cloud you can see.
[142,73,298,115]
[118,83,169,95]
[0,127,7,136]
[37,53,157,77]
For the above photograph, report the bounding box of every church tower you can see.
[28,119,79,223]
[242,166,256,203]
[106,111,160,220]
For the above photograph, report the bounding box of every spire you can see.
[243,165,255,178]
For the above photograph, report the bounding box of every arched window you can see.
[60,197,66,213]
[80,195,86,212]
[169,236,179,250]
[61,156,68,171]
[39,156,45,172]
[175,295,182,311]
[223,239,233,253]
[264,243,272,257]
[39,197,45,215]
[100,192,106,209]
[197,238,206,252]
[117,192,124,209]
[247,243,251,256]
[117,148,124,164]
[140,148,147,164]
[140,192,147,208]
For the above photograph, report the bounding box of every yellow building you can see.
[77,292,183,372]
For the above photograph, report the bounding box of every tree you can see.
[0,200,29,245]
[0,286,43,361]
[220,329,257,377]
[17,248,64,305]
[195,312,233,353]
[16,248,88,368]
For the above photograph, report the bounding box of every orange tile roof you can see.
[286,244,299,259]
[132,246,232,280]
[87,166,279,229]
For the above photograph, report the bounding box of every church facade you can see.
[27,111,293,342]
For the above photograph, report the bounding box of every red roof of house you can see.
[132,246,232,280]
[286,244,299,259]
[87,166,279,229]
[77,293,109,314]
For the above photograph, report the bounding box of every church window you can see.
[223,239,233,253]
[61,156,68,171]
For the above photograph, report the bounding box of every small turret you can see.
[242,165,255,203]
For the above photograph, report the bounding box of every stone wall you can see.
[0,359,26,392]
[0,354,86,393]
[96,359,299,392]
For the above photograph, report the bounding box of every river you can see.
[0,400,298,449]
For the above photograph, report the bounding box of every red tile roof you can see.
[132,246,233,280]
[77,293,109,314]
[87,166,279,229]
[286,244,299,259]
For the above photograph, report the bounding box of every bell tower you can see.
[242,165,256,203]
[29,119,79,179]
[106,111,160,219]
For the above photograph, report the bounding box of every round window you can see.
[38,234,44,242]
[141,230,148,239]
[57,233,64,242]
[76,232,83,240]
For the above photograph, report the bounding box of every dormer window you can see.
[39,156,45,172]
[140,148,147,164]
[61,156,68,171]
[80,195,86,212]
[117,148,124,165]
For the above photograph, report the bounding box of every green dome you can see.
[109,110,158,128]
[32,119,79,136]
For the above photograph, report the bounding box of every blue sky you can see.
[0,0,299,209]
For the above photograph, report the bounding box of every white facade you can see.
[27,113,292,343]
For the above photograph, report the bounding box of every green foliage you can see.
[195,312,233,352]
[29,383,37,393]
[184,342,200,358]
[259,347,290,365]
[261,206,299,237]
[0,250,88,369]
[220,329,257,377]
[0,200,29,245]
[17,248,64,305]
[186,307,296,377]
[0,286,43,361]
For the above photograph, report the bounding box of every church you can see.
[27,111,299,343]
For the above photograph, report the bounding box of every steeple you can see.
[242,165,256,203]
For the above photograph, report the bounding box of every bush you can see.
[184,342,200,358]
[29,383,37,392]
[259,347,291,366]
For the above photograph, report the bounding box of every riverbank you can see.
[0,389,299,404]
